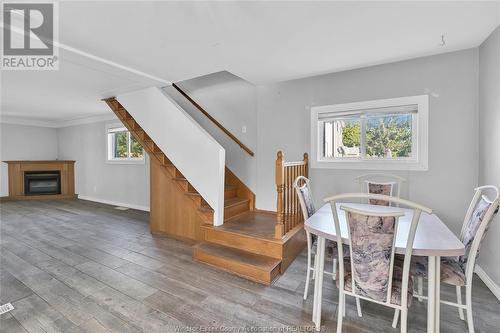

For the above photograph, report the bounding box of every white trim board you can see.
[78,195,150,212]
[0,114,118,128]
[475,265,500,301]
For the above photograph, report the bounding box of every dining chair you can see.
[294,176,340,300]
[405,185,500,333]
[324,193,431,333]
[355,173,405,206]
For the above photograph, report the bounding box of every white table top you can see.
[304,203,465,257]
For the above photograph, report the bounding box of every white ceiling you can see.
[1,1,499,123]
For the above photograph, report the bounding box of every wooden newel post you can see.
[303,153,309,178]
[275,151,285,239]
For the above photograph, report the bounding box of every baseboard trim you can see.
[475,265,500,301]
[78,195,150,212]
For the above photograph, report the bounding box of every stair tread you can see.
[186,184,236,197]
[199,197,249,212]
[195,243,280,271]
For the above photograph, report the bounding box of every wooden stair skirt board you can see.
[193,243,281,285]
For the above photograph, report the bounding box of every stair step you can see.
[224,184,237,199]
[115,109,127,119]
[199,197,250,220]
[202,223,282,258]
[193,243,281,285]
[172,177,189,191]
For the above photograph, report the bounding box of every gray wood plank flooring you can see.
[1,199,499,332]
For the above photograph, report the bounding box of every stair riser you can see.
[203,228,282,259]
[193,248,280,285]
[224,201,249,220]
[224,188,237,199]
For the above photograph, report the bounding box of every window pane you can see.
[130,134,144,158]
[323,118,361,158]
[113,131,128,158]
[365,113,412,158]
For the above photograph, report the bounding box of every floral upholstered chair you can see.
[324,193,430,333]
[356,173,405,206]
[404,186,499,333]
[294,176,355,306]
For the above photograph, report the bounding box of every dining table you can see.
[304,202,465,333]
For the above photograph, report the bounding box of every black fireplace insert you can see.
[24,171,61,195]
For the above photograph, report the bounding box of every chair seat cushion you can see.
[396,255,466,287]
[337,259,413,306]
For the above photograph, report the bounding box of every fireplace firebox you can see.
[24,171,61,195]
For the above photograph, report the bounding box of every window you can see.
[106,124,145,163]
[311,95,428,170]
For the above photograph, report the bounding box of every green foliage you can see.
[130,135,144,158]
[339,115,412,158]
[113,131,144,158]
[342,122,360,147]
[114,132,128,158]
[365,116,412,158]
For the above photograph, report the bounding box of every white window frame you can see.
[106,123,145,164]
[310,95,429,171]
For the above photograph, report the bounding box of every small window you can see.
[106,124,145,164]
[311,95,428,170]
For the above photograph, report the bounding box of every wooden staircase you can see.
[104,96,305,285]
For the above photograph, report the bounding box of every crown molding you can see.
[0,113,118,128]
[0,115,57,128]
[55,114,118,128]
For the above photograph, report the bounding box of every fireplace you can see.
[24,171,61,195]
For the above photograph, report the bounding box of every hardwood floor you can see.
[1,199,499,333]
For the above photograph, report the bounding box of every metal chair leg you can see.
[456,286,465,321]
[356,297,362,317]
[417,276,424,302]
[304,232,312,300]
[466,284,475,333]
[392,309,400,328]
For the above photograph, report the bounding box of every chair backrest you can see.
[459,185,500,280]
[324,193,432,307]
[355,173,405,206]
[294,176,316,221]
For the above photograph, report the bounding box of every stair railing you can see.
[275,151,309,239]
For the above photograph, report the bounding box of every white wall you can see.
[117,87,225,225]
[57,119,150,210]
[256,49,479,237]
[0,123,59,196]
[478,26,500,286]
[166,71,258,192]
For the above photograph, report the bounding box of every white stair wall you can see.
[117,87,225,226]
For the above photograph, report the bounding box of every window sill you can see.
[311,159,428,171]
[106,159,146,165]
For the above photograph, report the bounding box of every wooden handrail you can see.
[172,83,255,157]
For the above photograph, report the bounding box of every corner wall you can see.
[478,26,500,287]
[0,123,59,197]
[57,120,150,210]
